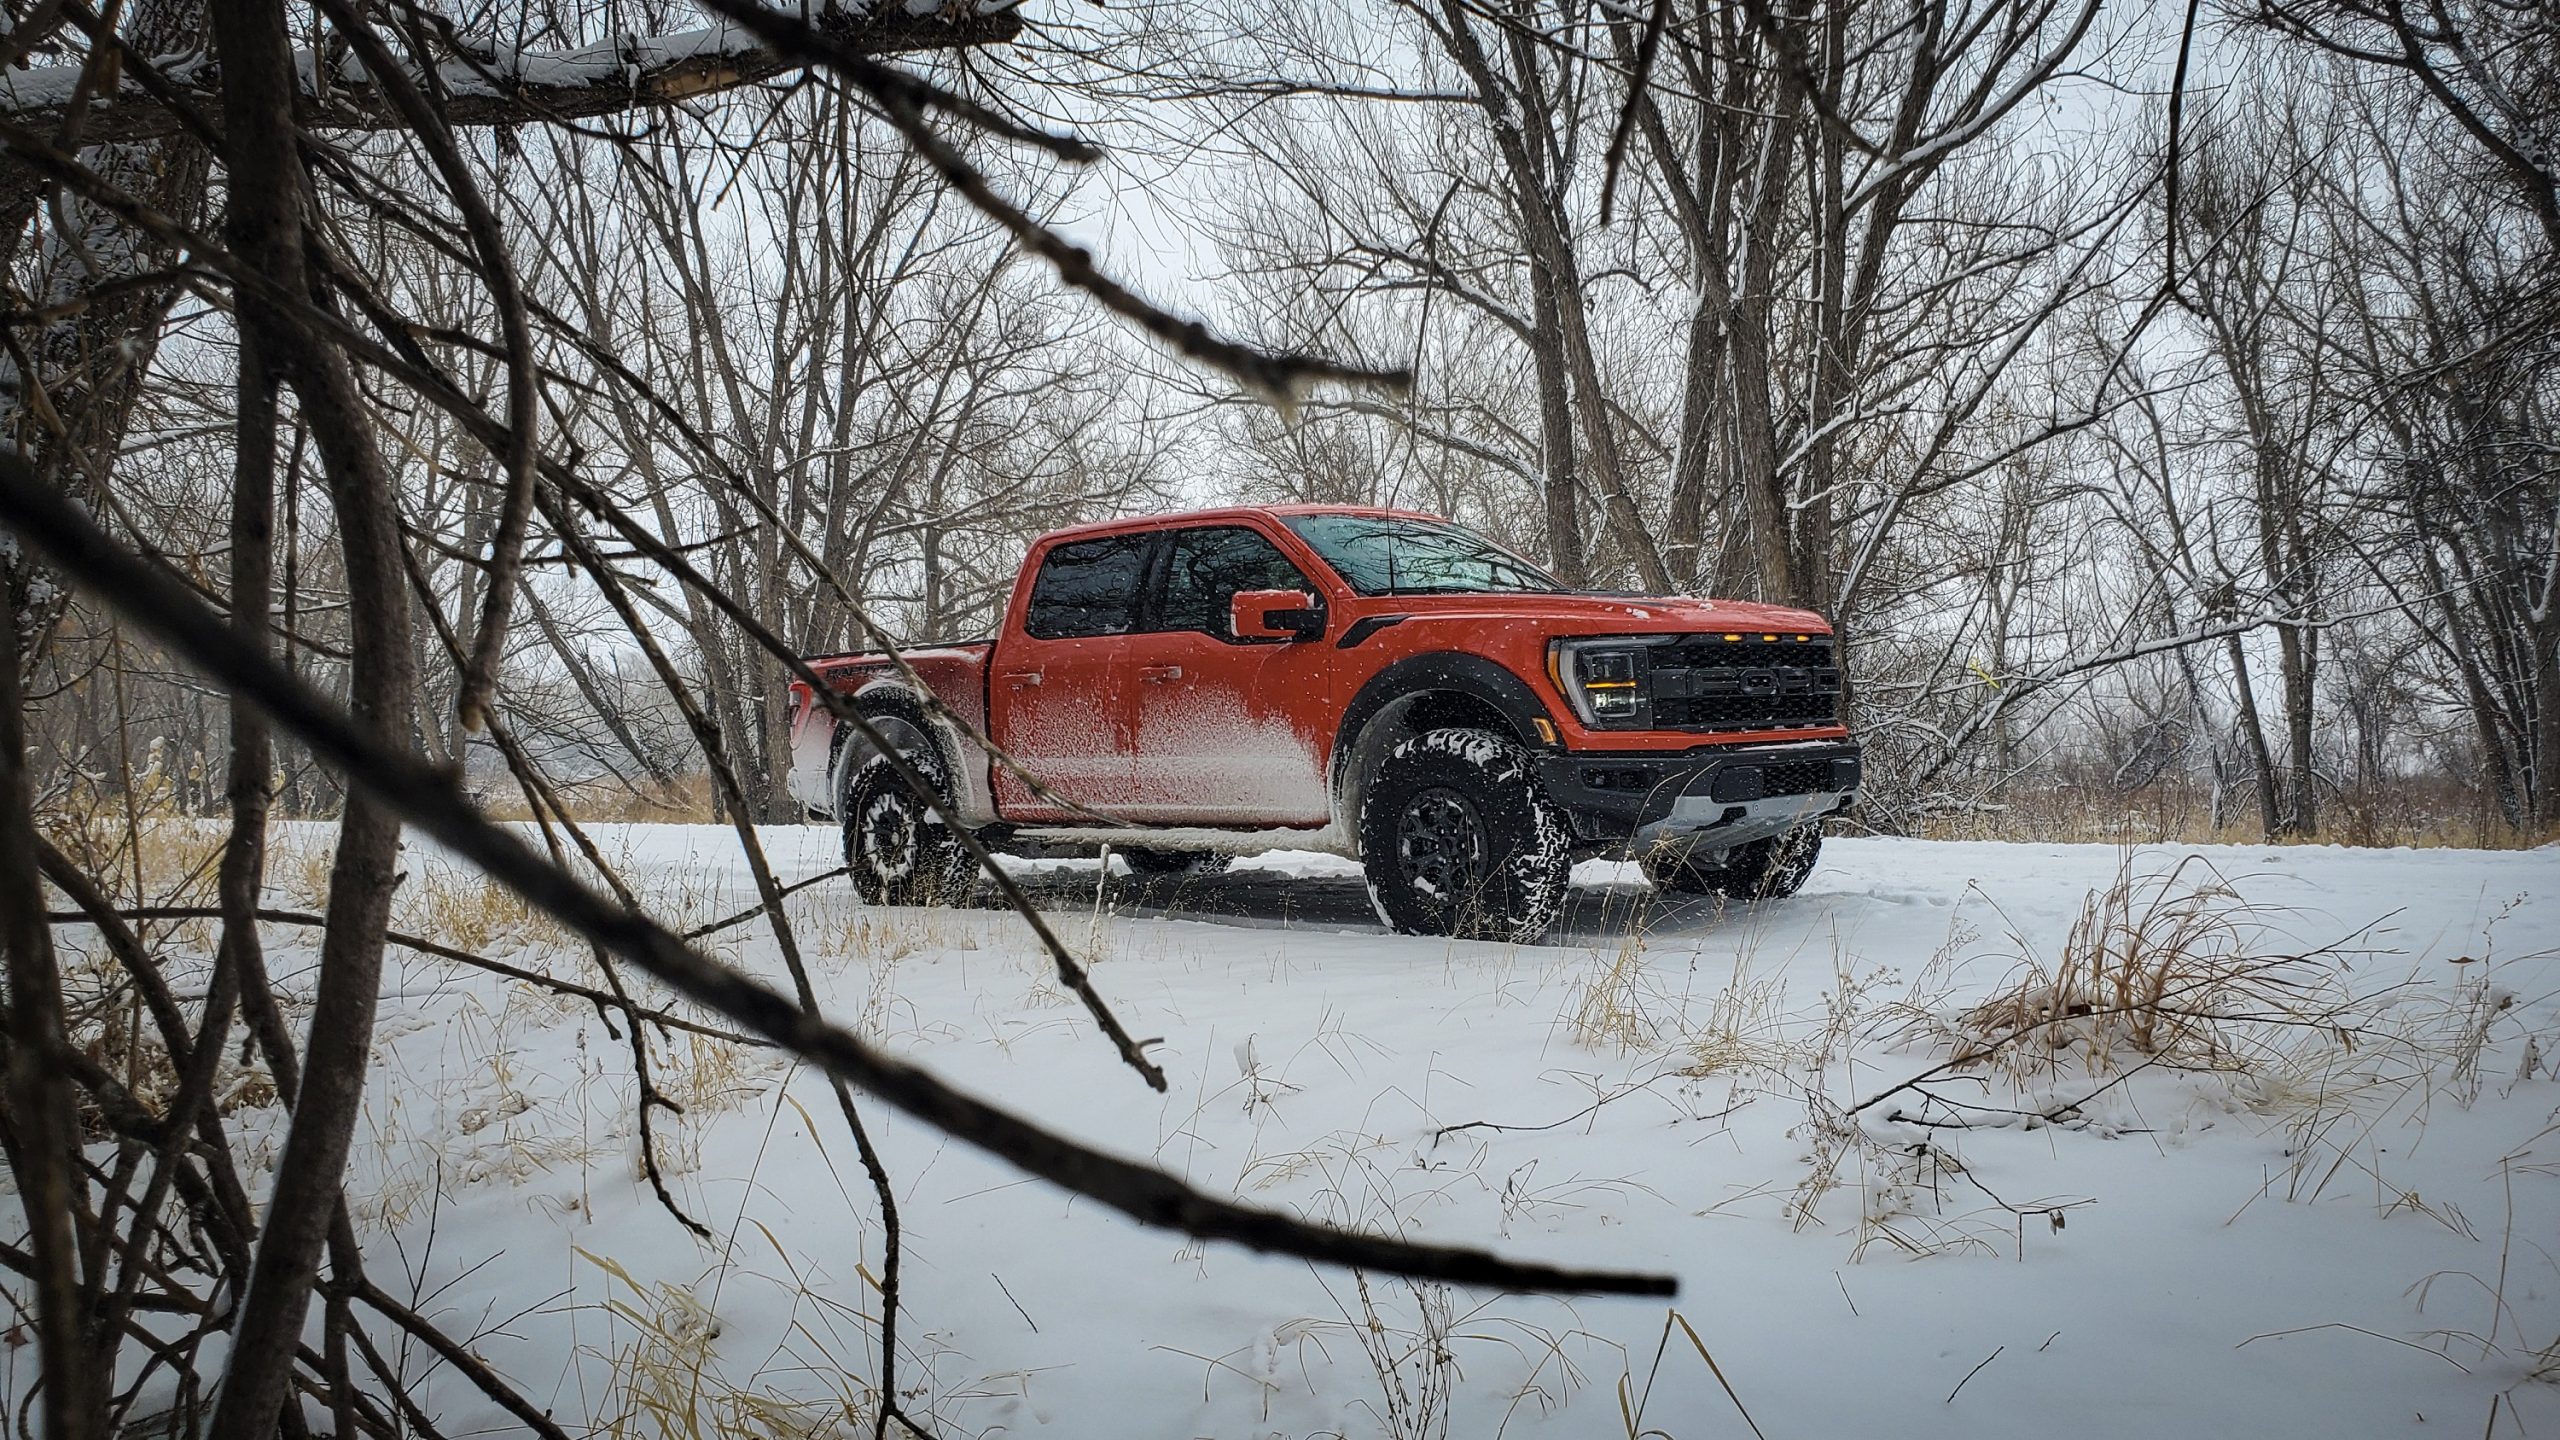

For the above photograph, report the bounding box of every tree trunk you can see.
[1527,255,1587,586]
[2225,633,2283,839]
[1433,0,1666,592]
[200,0,415,1430]
[2278,621,2318,835]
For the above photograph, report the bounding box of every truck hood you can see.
[1371,591,1833,636]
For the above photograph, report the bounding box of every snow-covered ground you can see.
[132,832,2560,1434]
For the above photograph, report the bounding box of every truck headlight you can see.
[1552,638,1657,729]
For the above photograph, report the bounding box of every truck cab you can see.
[788,505,1859,940]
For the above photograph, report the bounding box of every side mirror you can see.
[1230,588,1324,642]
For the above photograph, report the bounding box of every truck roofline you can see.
[1029,503,1444,547]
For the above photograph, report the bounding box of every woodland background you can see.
[8,0,2553,848]
[0,0,2552,1434]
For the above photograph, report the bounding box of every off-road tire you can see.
[1119,848,1234,878]
[1643,827,1822,901]
[1637,843,1722,897]
[841,702,979,906]
[1359,727,1569,942]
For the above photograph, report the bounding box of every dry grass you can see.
[1613,1310,1768,1440]
[401,857,572,953]
[1678,954,1796,1078]
[1319,1272,1460,1440]
[1565,934,1665,1054]
[479,773,718,824]
[578,1248,877,1440]
[1952,854,2353,1079]
[2234,901,2557,1231]
[1909,774,2553,850]
[37,786,231,1132]
[42,762,223,905]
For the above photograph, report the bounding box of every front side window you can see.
[1282,514,1565,597]
[1158,526,1316,636]
[1024,533,1148,639]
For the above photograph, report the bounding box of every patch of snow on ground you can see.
[124,832,2560,1434]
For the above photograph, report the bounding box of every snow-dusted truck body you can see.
[787,505,1860,939]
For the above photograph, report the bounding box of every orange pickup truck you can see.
[788,505,1859,939]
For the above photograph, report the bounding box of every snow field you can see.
[87,828,2560,1436]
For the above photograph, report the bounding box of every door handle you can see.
[1140,664,1183,683]
[1003,670,1043,687]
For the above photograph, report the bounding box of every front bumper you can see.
[1536,739,1860,858]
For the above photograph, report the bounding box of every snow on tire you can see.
[843,748,978,907]
[1721,828,1822,899]
[1358,726,1569,942]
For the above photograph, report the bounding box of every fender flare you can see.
[828,679,998,828]
[1330,651,1556,818]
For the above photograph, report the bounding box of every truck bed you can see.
[788,640,995,815]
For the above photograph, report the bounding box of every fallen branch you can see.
[681,866,851,941]
[1430,1072,1708,1146]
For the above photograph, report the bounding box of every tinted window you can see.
[1282,514,1564,596]
[1025,534,1148,639]
[1159,526,1315,636]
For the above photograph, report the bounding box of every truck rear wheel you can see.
[1359,727,1569,942]
[1118,848,1233,878]
[844,752,978,906]
[1641,827,1822,901]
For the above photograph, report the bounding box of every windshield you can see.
[1282,514,1566,596]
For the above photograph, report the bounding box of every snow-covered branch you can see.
[0,3,1019,147]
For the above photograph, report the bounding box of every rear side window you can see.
[1025,534,1149,639]
[1159,526,1315,636]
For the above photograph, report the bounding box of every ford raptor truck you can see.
[786,505,1860,940]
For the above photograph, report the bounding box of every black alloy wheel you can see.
[1396,786,1489,904]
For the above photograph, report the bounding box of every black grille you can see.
[1657,638,1835,669]
[1648,636,1842,733]
[1761,758,1836,797]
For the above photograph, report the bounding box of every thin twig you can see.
[1945,1345,2003,1403]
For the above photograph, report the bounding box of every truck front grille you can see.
[1648,636,1842,733]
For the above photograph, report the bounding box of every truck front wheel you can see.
[844,753,978,906]
[1359,727,1569,942]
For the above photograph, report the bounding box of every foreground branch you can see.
[0,7,1021,148]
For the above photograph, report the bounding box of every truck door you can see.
[990,532,1149,821]
[1120,523,1335,826]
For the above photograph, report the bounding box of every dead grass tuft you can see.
[579,1247,876,1440]
[1953,854,2349,1079]
[399,855,570,954]
[1566,934,1664,1054]
[479,773,717,824]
